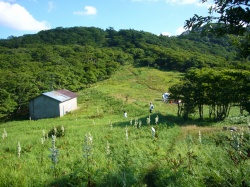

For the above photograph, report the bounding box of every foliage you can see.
[184,0,250,59]
[0,26,249,119]
[169,68,250,121]
[48,125,65,138]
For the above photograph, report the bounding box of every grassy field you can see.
[0,65,249,187]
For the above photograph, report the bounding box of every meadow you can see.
[0,65,249,187]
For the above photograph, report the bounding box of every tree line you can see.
[0,26,249,119]
[169,68,250,121]
[174,0,250,120]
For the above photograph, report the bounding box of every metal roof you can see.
[42,90,75,102]
[56,89,77,98]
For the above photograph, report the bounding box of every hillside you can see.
[1,26,249,119]
[0,65,249,186]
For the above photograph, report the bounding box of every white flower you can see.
[199,131,202,143]
[41,138,44,144]
[130,119,133,126]
[54,126,57,135]
[106,141,110,155]
[155,115,159,124]
[17,142,21,157]
[139,120,142,128]
[151,127,155,138]
[4,128,7,138]
[61,125,64,133]
[134,119,138,128]
[83,133,93,158]
[52,135,56,149]
[49,135,59,165]
[126,129,128,140]
[147,117,151,125]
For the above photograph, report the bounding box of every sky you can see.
[0,0,214,39]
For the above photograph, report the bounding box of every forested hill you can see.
[1,27,248,70]
[0,26,249,118]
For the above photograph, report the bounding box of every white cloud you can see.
[130,0,214,6]
[175,27,186,35]
[196,1,214,8]
[131,0,196,3]
[48,1,56,12]
[165,0,198,4]
[160,27,187,37]
[73,6,97,16]
[0,1,50,31]
[130,0,213,7]
[166,0,213,7]
[4,0,16,2]
[161,32,171,36]
[131,0,159,2]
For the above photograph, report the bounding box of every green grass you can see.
[0,65,249,186]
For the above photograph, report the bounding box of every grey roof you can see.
[42,89,76,102]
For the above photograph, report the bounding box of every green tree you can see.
[169,68,250,120]
[185,0,250,59]
[168,84,184,117]
[0,89,17,118]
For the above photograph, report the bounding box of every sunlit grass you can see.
[0,65,249,186]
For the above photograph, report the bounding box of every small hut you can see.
[29,89,77,120]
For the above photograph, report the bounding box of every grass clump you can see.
[0,66,249,186]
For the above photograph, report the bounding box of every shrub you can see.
[48,125,65,138]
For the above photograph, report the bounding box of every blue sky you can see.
[0,0,213,39]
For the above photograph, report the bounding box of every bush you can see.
[48,125,65,138]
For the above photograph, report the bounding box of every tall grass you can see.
[0,66,249,186]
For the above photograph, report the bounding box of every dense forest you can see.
[0,26,249,119]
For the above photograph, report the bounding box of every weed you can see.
[49,135,59,178]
